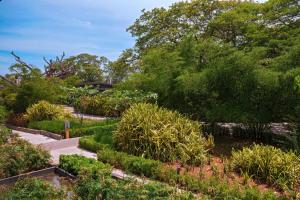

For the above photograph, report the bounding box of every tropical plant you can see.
[74,90,157,117]
[231,144,300,190]
[25,100,70,121]
[113,103,212,165]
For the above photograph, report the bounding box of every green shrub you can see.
[98,148,162,178]
[97,148,283,200]
[59,155,111,176]
[0,105,9,122]
[79,136,111,153]
[75,170,194,200]
[1,178,65,200]
[25,100,70,122]
[0,126,11,145]
[113,103,211,165]
[0,138,50,178]
[79,125,116,152]
[28,119,118,138]
[74,89,157,117]
[231,144,300,190]
[59,155,194,200]
[71,124,116,138]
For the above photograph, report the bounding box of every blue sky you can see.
[0,0,180,75]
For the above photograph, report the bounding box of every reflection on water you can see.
[37,171,74,198]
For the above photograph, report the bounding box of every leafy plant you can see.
[74,90,158,117]
[113,103,211,165]
[59,155,194,200]
[96,148,283,200]
[231,144,300,190]
[1,178,65,200]
[0,137,50,178]
[25,100,70,122]
[59,155,111,176]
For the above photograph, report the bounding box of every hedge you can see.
[79,124,116,152]
[27,119,118,138]
[59,155,195,200]
[97,148,284,200]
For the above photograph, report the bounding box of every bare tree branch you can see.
[11,51,33,70]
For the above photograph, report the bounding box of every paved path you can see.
[13,129,132,180]
[14,130,57,145]
[13,130,96,165]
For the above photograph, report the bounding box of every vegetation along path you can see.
[13,130,96,164]
[13,129,133,179]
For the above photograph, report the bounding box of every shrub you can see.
[0,126,11,145]
[28,119,118,137]
[25,100,70,122]
[59,155,111,176]
[113,103,211,165]
[1,178,65,200]
[74,89,157,117]
[0,138,50,178]
[79,136,111,153]
[75,170,194,200]
[14,77,62,113]
[79,125,116,152]
[59,155,194,200]
[231,144,300,190]
[71,124,116,138]
[0,105,9,122]
[97,148,282,200]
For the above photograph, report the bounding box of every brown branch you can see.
[11,51,33,70]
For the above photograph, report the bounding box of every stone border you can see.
[0,167,75,185]
[7,124,63,140]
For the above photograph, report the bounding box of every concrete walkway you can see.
[13,130,132,180]
[14,130,96,165]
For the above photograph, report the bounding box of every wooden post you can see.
[64,120,70,139]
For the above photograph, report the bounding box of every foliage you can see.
[0,126,11,145]
[59,155,111,176]
[74,89,158,117]
[97,148,282,200]
[14,77,63,113]
[59,155,194,200]
[0,137,50,178]
[28,118,118,137]
[75,169,194,200]
[60,86,98,105]
[105,49,138,84]
[25,100,70,122]
[231,144,300,190]
[0,105,9,122]
[121,0,300,123]
[79,124,116,151]
[114,103,211,165]
[1,178,65,200]
[79,136,111,153]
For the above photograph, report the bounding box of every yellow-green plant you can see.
[113,103,211,165]
[25,100,70,122]
[231,144,300,190]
